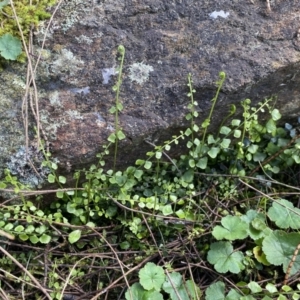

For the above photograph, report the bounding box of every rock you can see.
[1,0,300,187]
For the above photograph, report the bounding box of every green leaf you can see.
[253,152,266,162]
[155,151,162,159]
[184,128,192,136]
[162,272,182,294]
[266,119,277,136]
[125,283,163,300]
[162,204,173,216]
[108,133,116,142]
[56,191,64,198]
[48,174,55,183]
[189,159,195,168]
[208,147,220,158]
[0,181,7,188]
[248,144,259,154]
[207,135,216,144]
[139,262,165,291]
[163,272,201,300]
[19,234,29,241]
[0,0,9,9]
[225,289,243,300]
[268,199,300,229]
[220,139,231,149]
[25,225,35,234]
[241,210,268,240]
[0,33,22,60]
[205,281,225,300]
[125,282,144,300]
[263,231,300,275]
[234,129,241,138]
[134,170,143,179]
[116,102,123,111]
[182,169,194,183]
[117,130,126,140]
[220,126,231,135]
[265,283,278,293]
[39,234,51,244]
[109,106,116,113]
[231,119,241,126]
[248,281,262,293]
[184,280,202,299]
[271,109,281,121]
[14,225,25,232]
[142,290,164,300]
[58,176,66,184]
[68,229,81,244]
[202,118,210,128]
[207,241,245,273]
[29,235,39,244]
[196,157,208,169]
[120,241,130,250]
[4,223,14,231]
[212,215,248,240]
[144,161,152,170]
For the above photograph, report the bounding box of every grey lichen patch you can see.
[66,110,83,120]
[58,0,96,32]
[0,64,29,180]
[49,91,61,106]
[75,35,93,45]
[6,146,51,188]
[39,109,68,140]
[50,49,84,83]
[128,62,154,85]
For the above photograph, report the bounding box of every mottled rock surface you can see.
[1,0,300,186]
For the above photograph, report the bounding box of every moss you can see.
[0,0,58,63]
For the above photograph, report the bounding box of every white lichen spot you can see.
[128,62,154,85]
[49,91,61,106]
[34,20,55,42]
[40,109,67,140]
[102,67,116,84]
[66,110,83,119]
[75,35,93,45]
[12,78,26,89]
[51,49,84,77]
[209,10,230,19]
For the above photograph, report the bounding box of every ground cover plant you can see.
[1,44,300,299]
[1,2,300,300]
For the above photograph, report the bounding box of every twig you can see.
[266,0,271,12]
[0,245,52,300]
[284,243,300,285]
[88,255,156,300]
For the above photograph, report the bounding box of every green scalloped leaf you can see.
[139,263,165,291]
[125,283,163,300]
[207,241,245,273]
[268,199,300,229]
[0,34,22,60]
[163,272,201,300]
[205,281,225,300]
[212,215,248,240]
[262,230,300,275]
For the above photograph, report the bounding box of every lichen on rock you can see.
[6,145,51,188]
